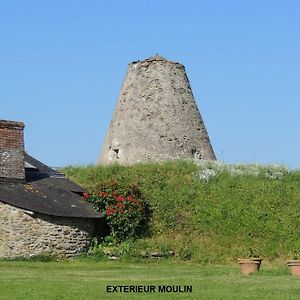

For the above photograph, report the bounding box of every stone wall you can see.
[0,120,25,180]
[99,55,216,165]
[0,202,96,258]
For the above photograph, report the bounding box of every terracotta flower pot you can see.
[238,259,261,275]
[287,260,300,276]
[249,257,263,270]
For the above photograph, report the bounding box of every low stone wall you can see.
[0,202,96,258]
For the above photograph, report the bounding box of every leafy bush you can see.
[83,179,149,242]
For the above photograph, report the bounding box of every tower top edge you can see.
[129,54,184,67]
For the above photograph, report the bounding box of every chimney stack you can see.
[0,120,25,181]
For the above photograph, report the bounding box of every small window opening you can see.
[113,149,119,159]
[191,148,202,159]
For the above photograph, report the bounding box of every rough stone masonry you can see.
[99,55,216,165]
[0,202,94,258]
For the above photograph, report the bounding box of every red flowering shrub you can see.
[83,179,149,242]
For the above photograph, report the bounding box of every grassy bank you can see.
[65,160,300,264]
[1,260,300,300]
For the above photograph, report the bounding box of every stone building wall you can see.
[99,55,216,165]
[0,202,96,258]
[0,120,25,180]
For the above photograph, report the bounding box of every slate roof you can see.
[0,153,103,218]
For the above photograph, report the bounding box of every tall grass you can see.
[65,160,300,264]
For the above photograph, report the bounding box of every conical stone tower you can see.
[99,55,216,165]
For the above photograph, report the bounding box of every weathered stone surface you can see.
[99,55,216,165]
[0,202,95,258]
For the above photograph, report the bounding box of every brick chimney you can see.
[0,120,25,181]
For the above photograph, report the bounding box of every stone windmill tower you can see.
[99,55,216,165]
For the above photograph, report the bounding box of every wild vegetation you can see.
[65,160,300,264]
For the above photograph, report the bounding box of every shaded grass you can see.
[0,260,300,299]
[65,161,300,263]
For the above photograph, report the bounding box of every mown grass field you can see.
[1,260,300,300]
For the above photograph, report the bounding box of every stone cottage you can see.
[0,119,104,258]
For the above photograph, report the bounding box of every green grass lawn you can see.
[1,260,300,300]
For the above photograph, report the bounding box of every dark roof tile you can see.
[0,154,103,218]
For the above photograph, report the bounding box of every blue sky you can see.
[1,1,299,168]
